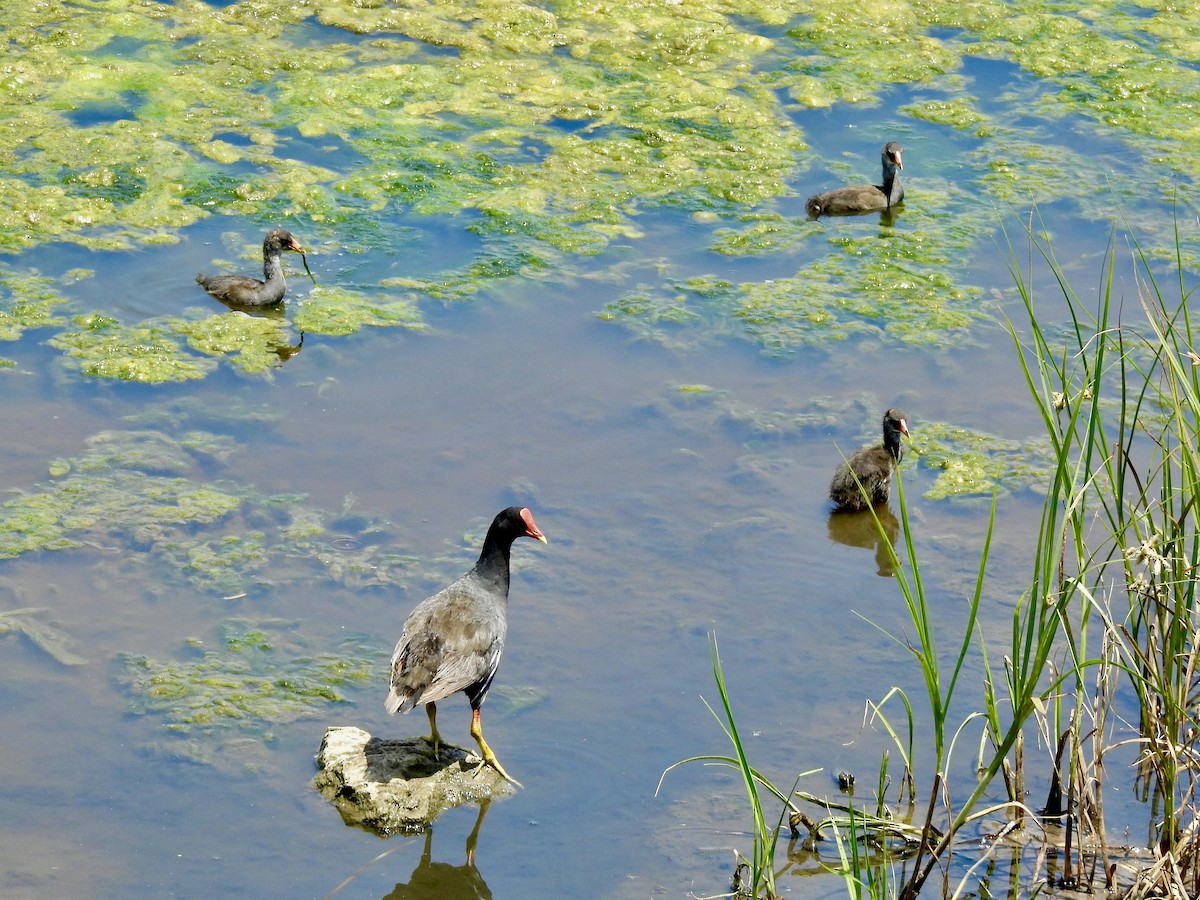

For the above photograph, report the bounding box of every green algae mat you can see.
[0,1,1197,381]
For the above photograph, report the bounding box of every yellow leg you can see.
[424,702,443,756]
[470,708,522,787]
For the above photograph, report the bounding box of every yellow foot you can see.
[471,754,522,788]
[469,710,520,786]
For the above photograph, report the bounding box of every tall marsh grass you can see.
[672,219,1200,897]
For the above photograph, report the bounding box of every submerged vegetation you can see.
[118,620,381,767]
[0,425,469,596]
[0,607,87,667]
[0,2,1197,376]
[675,229,1200,897]
[0,414,554,762]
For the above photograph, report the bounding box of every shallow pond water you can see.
[2,2,1199,898]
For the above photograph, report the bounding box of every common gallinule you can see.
[829,408,910,511]
[195,228,305,306]
[386,506,547,786]
[806,142,904,218]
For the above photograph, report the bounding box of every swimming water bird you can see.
[806,142,905,218]
[829,408,910,511]
[386,506,547,786]
[195,228,306,306]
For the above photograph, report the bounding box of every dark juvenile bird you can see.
[195,228,305,306]
[386,506,547,786]
[806,142,905,218]
[829,408,910,511]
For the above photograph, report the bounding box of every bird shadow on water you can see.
[826,506,900,578]
[326,800,493,900]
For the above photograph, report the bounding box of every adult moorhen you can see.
[195,228,305,306]
[385,506,547,786]
[806,142,905,218]
[829,408,910,511]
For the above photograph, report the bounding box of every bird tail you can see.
[384,689,416,716]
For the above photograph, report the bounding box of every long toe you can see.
[469,705,522,786]
[475,751,522,788]
[472,729,522,786]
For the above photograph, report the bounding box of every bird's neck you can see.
[474,543,512,596]
[263,251,286,286]
[882,167,903,206]
[884,431,903,462]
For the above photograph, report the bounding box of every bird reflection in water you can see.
[211,298,305,367]
[325,800,493,900]
[826,506,901,578]
[381,800,493,900]
[877,206,902,228]
[271,330,304,364]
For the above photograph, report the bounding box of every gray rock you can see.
[313,726,512,835]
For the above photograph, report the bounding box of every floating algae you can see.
[1,0,1199,372]
[117,619,382,766]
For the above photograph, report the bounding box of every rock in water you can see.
[313,725,512,834]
